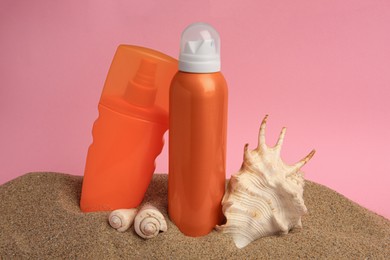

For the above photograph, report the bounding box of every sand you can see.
[0,172,389,259]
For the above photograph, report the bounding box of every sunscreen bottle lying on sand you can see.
[168,23,228,236]
[80,45,177,212]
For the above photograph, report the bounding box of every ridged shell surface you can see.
[217,115,315,249]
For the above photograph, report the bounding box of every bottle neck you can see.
[124,58,158,107]
[124,80,157,107]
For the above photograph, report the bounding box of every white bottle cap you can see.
[179,22,221,73]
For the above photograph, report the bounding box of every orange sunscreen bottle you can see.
[168,23,228,236]
[80,45,177,212]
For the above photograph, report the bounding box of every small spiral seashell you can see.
[134,205,167,239]
[108,208,137,232]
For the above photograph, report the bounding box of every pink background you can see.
[1,1,389,219]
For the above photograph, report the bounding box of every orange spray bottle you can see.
[80,45,177,212]
[168,23,228,236]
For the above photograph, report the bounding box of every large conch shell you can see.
[134,204,168,239]
[216,115,315,249]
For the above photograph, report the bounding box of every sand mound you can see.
[0,172,389,259]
